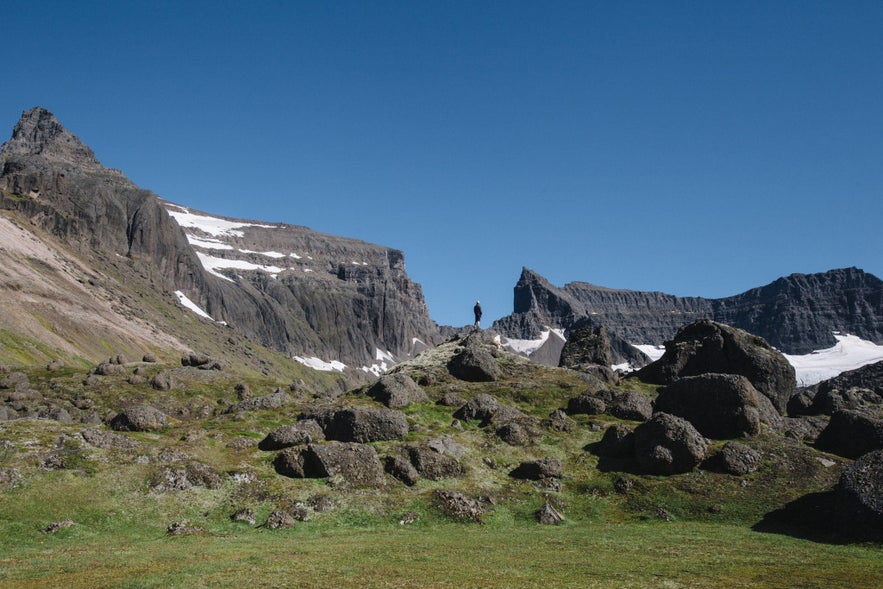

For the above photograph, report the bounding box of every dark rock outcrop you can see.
[259,420,324,451]
[654,374,782,439]
[835,449,883,541]
[314,407,409,443]
[596,424,635,459]
[815,410,883,459]
[366,373,429,408]
[808,360,883,417]
[384,454,420,486]
[632,413,708,475]
[509,457,562,480]
[566,389,652,422]
[637,320,795,413]
[405,445,463,480]
[559,321,612,368]
[453,394,527,427]
[448,344,501,382]
[109,406,167,432]
[295,443,386,487]
[711,441,762,476]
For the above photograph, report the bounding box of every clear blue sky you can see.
[3,1,882,327]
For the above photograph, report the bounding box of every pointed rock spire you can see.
[0,107,102,169]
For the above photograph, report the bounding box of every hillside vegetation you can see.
[1,331,881,588]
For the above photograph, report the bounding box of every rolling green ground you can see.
[1,347,882,588]
[2,516,882,588]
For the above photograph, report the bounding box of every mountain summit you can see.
[0,107,102,169]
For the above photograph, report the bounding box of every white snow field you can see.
[784,334,883,386]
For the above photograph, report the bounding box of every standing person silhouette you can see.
[473,300,482,330]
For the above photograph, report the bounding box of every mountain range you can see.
[492,267,883,366]
[1,107,882,382]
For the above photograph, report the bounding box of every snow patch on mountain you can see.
[196,252,285,280]
[165,205,276,237]
[361,348,396,376]
[294,356,346,372]
[784,334,883,386]
[175,290,213,320]
[501,328,565,355]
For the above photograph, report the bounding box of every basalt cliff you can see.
[494,267,883,359]
[0,107,440,375]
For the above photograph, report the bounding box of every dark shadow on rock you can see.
[752,491,881,544]
[585,441,643,475]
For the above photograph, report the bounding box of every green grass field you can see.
[2,520,882,588]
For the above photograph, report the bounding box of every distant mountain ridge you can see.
[0,107,440,372]
[494,267,883,356]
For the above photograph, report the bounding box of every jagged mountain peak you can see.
[0,107,102,169]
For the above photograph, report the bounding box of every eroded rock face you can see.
[633,413,707,475]
[654,374,783,439]
[0,107,441,369]
[637,320,795,413]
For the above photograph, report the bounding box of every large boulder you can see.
[811,360,883,417]
[596,424,635,459]
[319,408,409,443]
[406,445,463,480]
[110,406,167,432]
[566,389,652,421]
[224,391,294,414]
[807,362,883,418]
[835,449,883,540]
[302,442,385,487]
[633,413,708,475]
[654,374,782,439]
[509,457,562,480]
[384,454,419,486]
[366,373,429,409]
[453,393,527,427]
[447,344,501,382]
[711,441,762,475]
[637,320,796,413]
[812,386,882,417]
[259,420,324,451]
[815,410,883,459]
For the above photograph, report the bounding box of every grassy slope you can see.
[1,345,882,587]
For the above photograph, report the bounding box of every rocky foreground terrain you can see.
[1,320,881,543]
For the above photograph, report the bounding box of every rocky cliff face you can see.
[0,107,440,369]
[494,267,883,356]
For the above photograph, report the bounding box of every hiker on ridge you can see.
[473,300,482,330]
